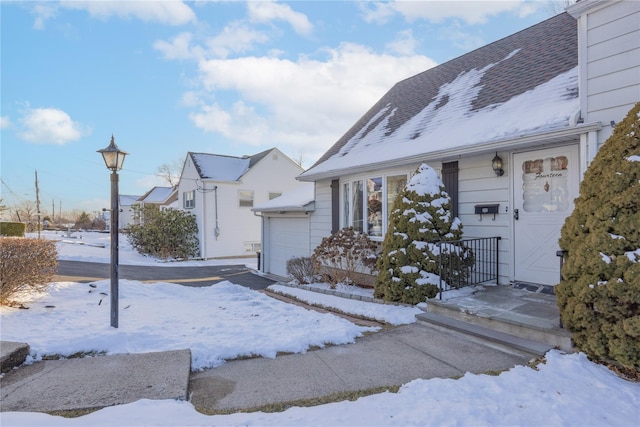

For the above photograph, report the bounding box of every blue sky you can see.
[1,0,561,215]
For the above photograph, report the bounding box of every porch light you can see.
[492,152,504,177]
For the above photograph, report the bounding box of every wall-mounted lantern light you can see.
[492,152,504,177]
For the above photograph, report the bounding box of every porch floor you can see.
[421,284,573,353]
[435,285,562,330]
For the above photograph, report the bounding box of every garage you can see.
[265,216,310,277]
[252,184,315,279]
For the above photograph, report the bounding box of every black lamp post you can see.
[97,135,128,328]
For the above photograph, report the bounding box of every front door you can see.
[513,145,579,286]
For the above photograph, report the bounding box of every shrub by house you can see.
[125,205,199,260]
[557,102,640,370]
[375,163,467,304]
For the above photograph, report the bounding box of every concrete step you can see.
[0,341,30,373]
[424,297,574,352]
[415,312,554,357]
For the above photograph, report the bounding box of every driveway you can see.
[54,260,276,290]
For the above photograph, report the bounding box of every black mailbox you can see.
[474,204,499,221]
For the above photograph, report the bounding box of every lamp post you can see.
[97,135,128,328]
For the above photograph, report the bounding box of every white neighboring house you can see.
[132,186,178,225]
[177,148,306,259]
[118,194,141,229]
[252,183,315,278]
[296,3,639,289]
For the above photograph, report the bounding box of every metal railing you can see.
[437,236,501,299]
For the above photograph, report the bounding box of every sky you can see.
[1,0,564,215]
[1,230,639,426]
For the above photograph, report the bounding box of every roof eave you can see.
[298,122,603,182]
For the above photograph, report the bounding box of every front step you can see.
[416,312,554,357]
[420,295,574,353]
[1,341,30,373]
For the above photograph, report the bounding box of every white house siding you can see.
[309,180,333,252]
[571,0,640,151]
[456,153,512,284]
[180,150,306,259]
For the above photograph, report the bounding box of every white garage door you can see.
[267,217,310,278]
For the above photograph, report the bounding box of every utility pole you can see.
[35,170,41,239]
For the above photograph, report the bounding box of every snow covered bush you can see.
[374,163,467,304]
[286,256,315,284]
[0,237,57,305]
[312,227,379,288]
[557,102,640,370]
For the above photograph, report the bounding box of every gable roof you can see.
[137,186,177,204]
[300,13,582,181]
[188,148,273,181]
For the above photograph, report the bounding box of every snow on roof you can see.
[252,183,315,212]
[139,187,175,203]
[300,13,580,181]
[190,149,272,181]
[119,195,141,206]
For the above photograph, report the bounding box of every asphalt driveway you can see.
[54,260,276,290]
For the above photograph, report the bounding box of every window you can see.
[183,190,195,209]
[522,156,569,212]
[239,190,254,207]
[342,173,407,239]
[367,177,383,236]
[269,192,282,200]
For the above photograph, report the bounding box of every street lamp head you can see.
[97,135,128,171]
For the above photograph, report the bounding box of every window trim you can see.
[341,171,409,240]
[183,190,195,209]
[238,190,254,208]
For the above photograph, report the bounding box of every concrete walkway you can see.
[0,285,558,415]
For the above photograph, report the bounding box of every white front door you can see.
[513,145,579,286]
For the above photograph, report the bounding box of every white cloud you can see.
[205,22,270,58]
[31,3,58,30]
[34,0,196,27]
[386,29,419,55]
[190,43,437,161]
[362,0,539,25]
[18,107,90,145]
[1,116,12,129]
[247,1,313,35]
[154,32,203,60]
[439,21,486,51]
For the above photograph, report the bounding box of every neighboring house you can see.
[294,3,639,288]
[132,186,178,224]
[177,148,305,259]
[119,194,141,229]
[252,183,315,277]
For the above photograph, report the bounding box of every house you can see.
[252,182,315,277]
[132,186,178,225]
[177,148,306,259]
[289,2,639,289]
[118,194,141,229]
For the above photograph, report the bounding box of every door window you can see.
[521,156,569,213]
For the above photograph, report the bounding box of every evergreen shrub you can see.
[125,205,199,260]
[312,227,378,288]
[0,237,57,305]
[374,163,468,304]
[0,222,26,237]
[557,102,640,370]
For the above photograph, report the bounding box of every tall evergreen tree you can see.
[374,163,466,304]
[557,102,640,369]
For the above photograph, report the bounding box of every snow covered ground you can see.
[1,231,638,426]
